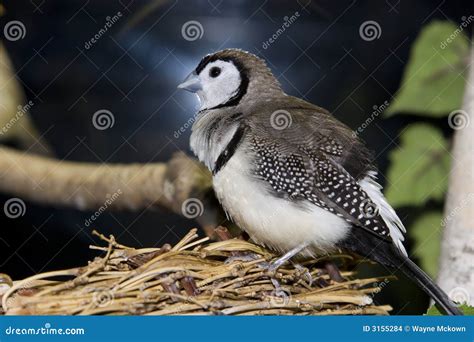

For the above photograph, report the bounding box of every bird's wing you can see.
[245,103,406,252]
[246,99,375,178]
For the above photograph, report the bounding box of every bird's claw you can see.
[257,261,284,291]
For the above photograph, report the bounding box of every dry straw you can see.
[1,227,392,315]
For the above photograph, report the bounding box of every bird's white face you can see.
[178,59,242,110]
[198,60,242,109]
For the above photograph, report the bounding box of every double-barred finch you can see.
[178,49,462,315]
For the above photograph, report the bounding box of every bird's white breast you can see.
[212,147,350,256]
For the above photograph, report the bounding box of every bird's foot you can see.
[257,243,311,298]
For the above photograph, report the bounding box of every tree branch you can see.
[438,42,474,306]
[0,147,219,236]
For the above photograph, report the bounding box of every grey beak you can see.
[177,71,202,93]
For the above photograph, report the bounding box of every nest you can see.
[1,228,392,315]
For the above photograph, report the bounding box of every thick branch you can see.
[438,43,474,305]
[0,147,218,233]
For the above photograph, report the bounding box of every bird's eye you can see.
[209,66,221,78]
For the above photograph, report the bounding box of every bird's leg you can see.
[268,242,310,274]
[260,243,310,295]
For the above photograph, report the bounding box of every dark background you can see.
[0,0,472,314]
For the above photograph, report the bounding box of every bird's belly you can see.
[212,151,350,255]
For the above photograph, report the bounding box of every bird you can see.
[177,48,462,315]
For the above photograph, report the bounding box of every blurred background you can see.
[0,0,472,314]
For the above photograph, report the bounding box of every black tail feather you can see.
[338,227,463,315]
[399,256,463,316]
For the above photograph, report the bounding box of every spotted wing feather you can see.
[251,136,391,240]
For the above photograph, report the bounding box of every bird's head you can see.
[178,49,283,111]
